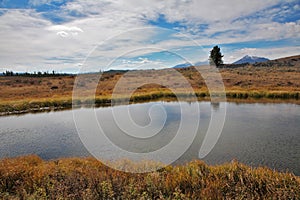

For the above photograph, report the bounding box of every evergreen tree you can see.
[209,45,223,67]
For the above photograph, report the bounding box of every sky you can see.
[0,0,299,73]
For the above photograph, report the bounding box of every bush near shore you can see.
[0,155,299,199]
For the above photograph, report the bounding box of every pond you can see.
[0,102,299,175]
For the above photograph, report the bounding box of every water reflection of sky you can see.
[0,102,299,175]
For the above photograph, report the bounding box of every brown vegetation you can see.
[0,155,299,199]
[0,55,299,114]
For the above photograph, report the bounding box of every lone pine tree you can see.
[209,45,223,67]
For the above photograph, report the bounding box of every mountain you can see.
[172,61,208,69]
[172,62,192,69]
[253,54,300,67]
[233,55,269,64]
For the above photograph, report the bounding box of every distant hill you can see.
[233,55,269,64]
[173,62,192,69]
[253,54,300,67]
[172,61,208,69]
[272,54,300,63]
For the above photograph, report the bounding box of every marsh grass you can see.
[1,89,299,115]
[0,155,299,199]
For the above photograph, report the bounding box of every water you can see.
[0,102,299,175]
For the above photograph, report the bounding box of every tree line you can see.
[2,70,70,77]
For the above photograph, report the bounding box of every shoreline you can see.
[0,90,299,116]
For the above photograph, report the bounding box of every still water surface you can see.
[0,102,299,175]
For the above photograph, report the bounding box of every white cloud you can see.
[0,10,89,72]
[56,31,68,37]
[28,0,64,7]
[48,25,83,38]
[109,57,164,70]
[202,21,300,45]
[0,0,299,72]
[48,25,83,32]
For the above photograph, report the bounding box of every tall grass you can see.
[226,91,299,99]
[0,90,299,115]
[0,99,73,115]
[0,155,299,199]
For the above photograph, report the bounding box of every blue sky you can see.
[0,0,299,72]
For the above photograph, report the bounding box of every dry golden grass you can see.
[0,155,299,199]
[0,63,299,114]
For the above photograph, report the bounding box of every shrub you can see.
[0,156,299,199]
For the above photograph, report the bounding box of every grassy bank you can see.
[0,90,299,115]
[0,64,299,115]
[0,155,299,199]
